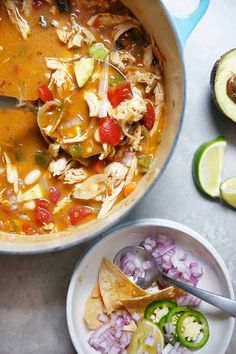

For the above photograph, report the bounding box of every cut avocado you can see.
[74,57,95,88]
[21,184,44,201]
[211,49,236,122]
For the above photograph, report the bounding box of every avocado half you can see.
[211,49,236,122]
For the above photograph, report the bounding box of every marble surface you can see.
[0,1,235,353]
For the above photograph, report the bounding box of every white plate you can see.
[66,218,235,354]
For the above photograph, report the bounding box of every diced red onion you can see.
[98,314,109,323]
[122,152,135,167]
[164,322,175,334]
[177,294,201,307]
[132,312,141,322]
[88,311,133,354]
[165,333,174,344]
[145,334,155,346]
[162,344,174,354]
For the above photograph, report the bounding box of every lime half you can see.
[220,177,236,208]
[192,136,227,198]
[128,319,164,354]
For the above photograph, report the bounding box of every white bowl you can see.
[66,219,235,354]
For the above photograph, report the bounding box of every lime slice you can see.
[220,177,236,208]
[192,136,227,198]
[128,319,164,354]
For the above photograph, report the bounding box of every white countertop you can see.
[0,1,235,353]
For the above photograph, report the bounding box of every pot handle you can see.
[170,0,210,48]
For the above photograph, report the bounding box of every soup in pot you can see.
[0,0,165,235]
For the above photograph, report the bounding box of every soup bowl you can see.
[0,0,210,253]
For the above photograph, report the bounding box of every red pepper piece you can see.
[68,207,92,226]
[108,82,132,108]
[36,198,51,210]
[38,85,54,103]
[35,206,53,226]
[99,117,122,146]
[142,102,155,130]
[22,221,36,235]
[49,186,61,204]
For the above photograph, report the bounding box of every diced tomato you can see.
[142,102,155,130]
[68,207,92,226]
[35,206,53,226]
[93,159,105,174]
[92,16,100,28]
[36,198,51,210]
[108,82,132,108]
[38,85,54,103]
[49,186,61,204]
[99,117,122,146]
[22,221,36,235]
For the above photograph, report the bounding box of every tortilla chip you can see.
[120,286,185,318]
[84,283,104,330]
[98,257,147,314]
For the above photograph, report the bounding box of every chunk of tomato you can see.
[68,207,92,226]
[49,186,61,204]
[38,85,54,103]
[35,206,53,226]
[36,198,51,210]
[108,82,132,108]
[99,117,122,146]
[142,102,155,130]
[22,221,36,235]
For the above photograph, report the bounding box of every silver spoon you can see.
[114,246,236,316]
[0,95,38,112]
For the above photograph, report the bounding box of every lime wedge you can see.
[220,177,236,208]
[128,319,164,354]
[192,136,227,198]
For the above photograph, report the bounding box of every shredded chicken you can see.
[124,123,143,152]
[110,51,136,70]
[3,153,18,194]
[130,71,161,95]
[84,92,100,117]
[48,157,70,177]
[61,168,88,184]
[97,181,125,219]
[0,188,12,209]
[48,143,60,158]
[143,45,153,68]
[52,18,96,49]
[96,162,128,218]
[112,23,140,42]
[49,69,75,92]
[105,162,128,188]
[108,96,147,123]
[72,174,109,201]
[53,196,72,214]
[150,82,165,136]
[125,155,138,185]
[87,13,140,27]
[42,223,55,232]
[3,0,30,39]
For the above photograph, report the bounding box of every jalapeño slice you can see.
[176,309,209,350]
[144,300,176,326]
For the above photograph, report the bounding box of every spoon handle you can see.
[0,96,36,112]
[162,274,236,316]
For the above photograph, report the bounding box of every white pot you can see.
[0,1,210,254]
